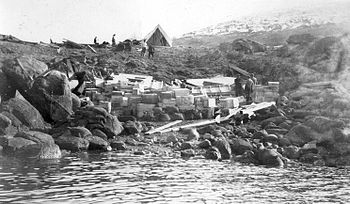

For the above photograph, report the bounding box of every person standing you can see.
[148,44,155,59]
[94,36,98,45]
[140,40,147,57]
[251,73,257,101]
[112,34,116,46]
[234,74,243,97]
[245,75,254,104]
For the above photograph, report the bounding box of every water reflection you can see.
[0,152,349,203]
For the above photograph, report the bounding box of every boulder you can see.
[158,113,171,122]
[123,121,142,135]
[14,131,55,145]
[101,114,123,138]
[0,68,16,101]
[91,129,108,141]
[27,70,72,122]
[181,149,195,158]
[0,113,11,132]
[261,116,287,128]
[197,125,216,135]
[283,145,300,159]
[214,137,231,160]
[300,153,323,164]
[182,128,200,141]
[180,142,193,150]
[166,134,178,143]
[110,140,127,150]
[2,56,48,95]
[263,134,279,144]
[164,106,179,114]
[255,149,284,168]
[71,94,81,112]
[234,150,258,164]
[171,113,185,120]
[0,98,46,130]
[198,139,211,149]
[2,131,61,159]
[284,124,314,146]
[252,130,268,140]
[56,135,89,151]
[86,136,111,151]
[205,147,221,160]
[230,138,253,155]
[69,127,92,138]
[16,143,61,159]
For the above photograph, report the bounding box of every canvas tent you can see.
[144,24,172,47]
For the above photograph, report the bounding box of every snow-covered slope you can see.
[182,6,350,37]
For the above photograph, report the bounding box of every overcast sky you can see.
[0,0,348,43]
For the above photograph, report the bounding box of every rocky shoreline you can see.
[1,41,350,168]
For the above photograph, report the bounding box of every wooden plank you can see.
[87,45,97,53]
[160,115,223,134]
[145,120,183,135]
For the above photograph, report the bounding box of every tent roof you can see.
[144,24,172,47]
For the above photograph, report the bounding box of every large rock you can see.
[73,106,123,138]
[27,70,72,122]
[255,149,284,168]
[0,113,11,133]
[213,137,231,160]
[284,124,315,146]
[14,131,55,145]
[0,68,16,101]
[91,128,108,141]
[56,135,89,152]
[2,56,48,95]
[123,121,142,135]
[0,98,46,130]
[69,127,92,138]
[230,138,253,155]
[205,146,221,160]
[1,131,61,159]
[86,136,111,151]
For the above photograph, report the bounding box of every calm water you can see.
[0,152,349,204]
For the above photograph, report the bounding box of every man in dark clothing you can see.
[245,74,255,104]
[112,34,116,46]
[148,44,155,59]
[94,36,98,45]
[234,74,243,97]
[71,71,87,97]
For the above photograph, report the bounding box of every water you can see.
[0,152,349,204]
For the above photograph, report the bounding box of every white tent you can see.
[144,24,172,47]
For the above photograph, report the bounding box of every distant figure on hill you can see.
[112,34,116,46]
[234,74,243,97]
[140,40,147,57]
[148,44,155,59]
[50,38,53,44]
[94,36,98,45]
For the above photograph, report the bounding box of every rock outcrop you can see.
[0,131,61,159]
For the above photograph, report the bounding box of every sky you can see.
[0,0,348,43]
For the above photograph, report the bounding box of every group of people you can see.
[234,73,257,104]
[140,40,155,59]
[93,34,117,46]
